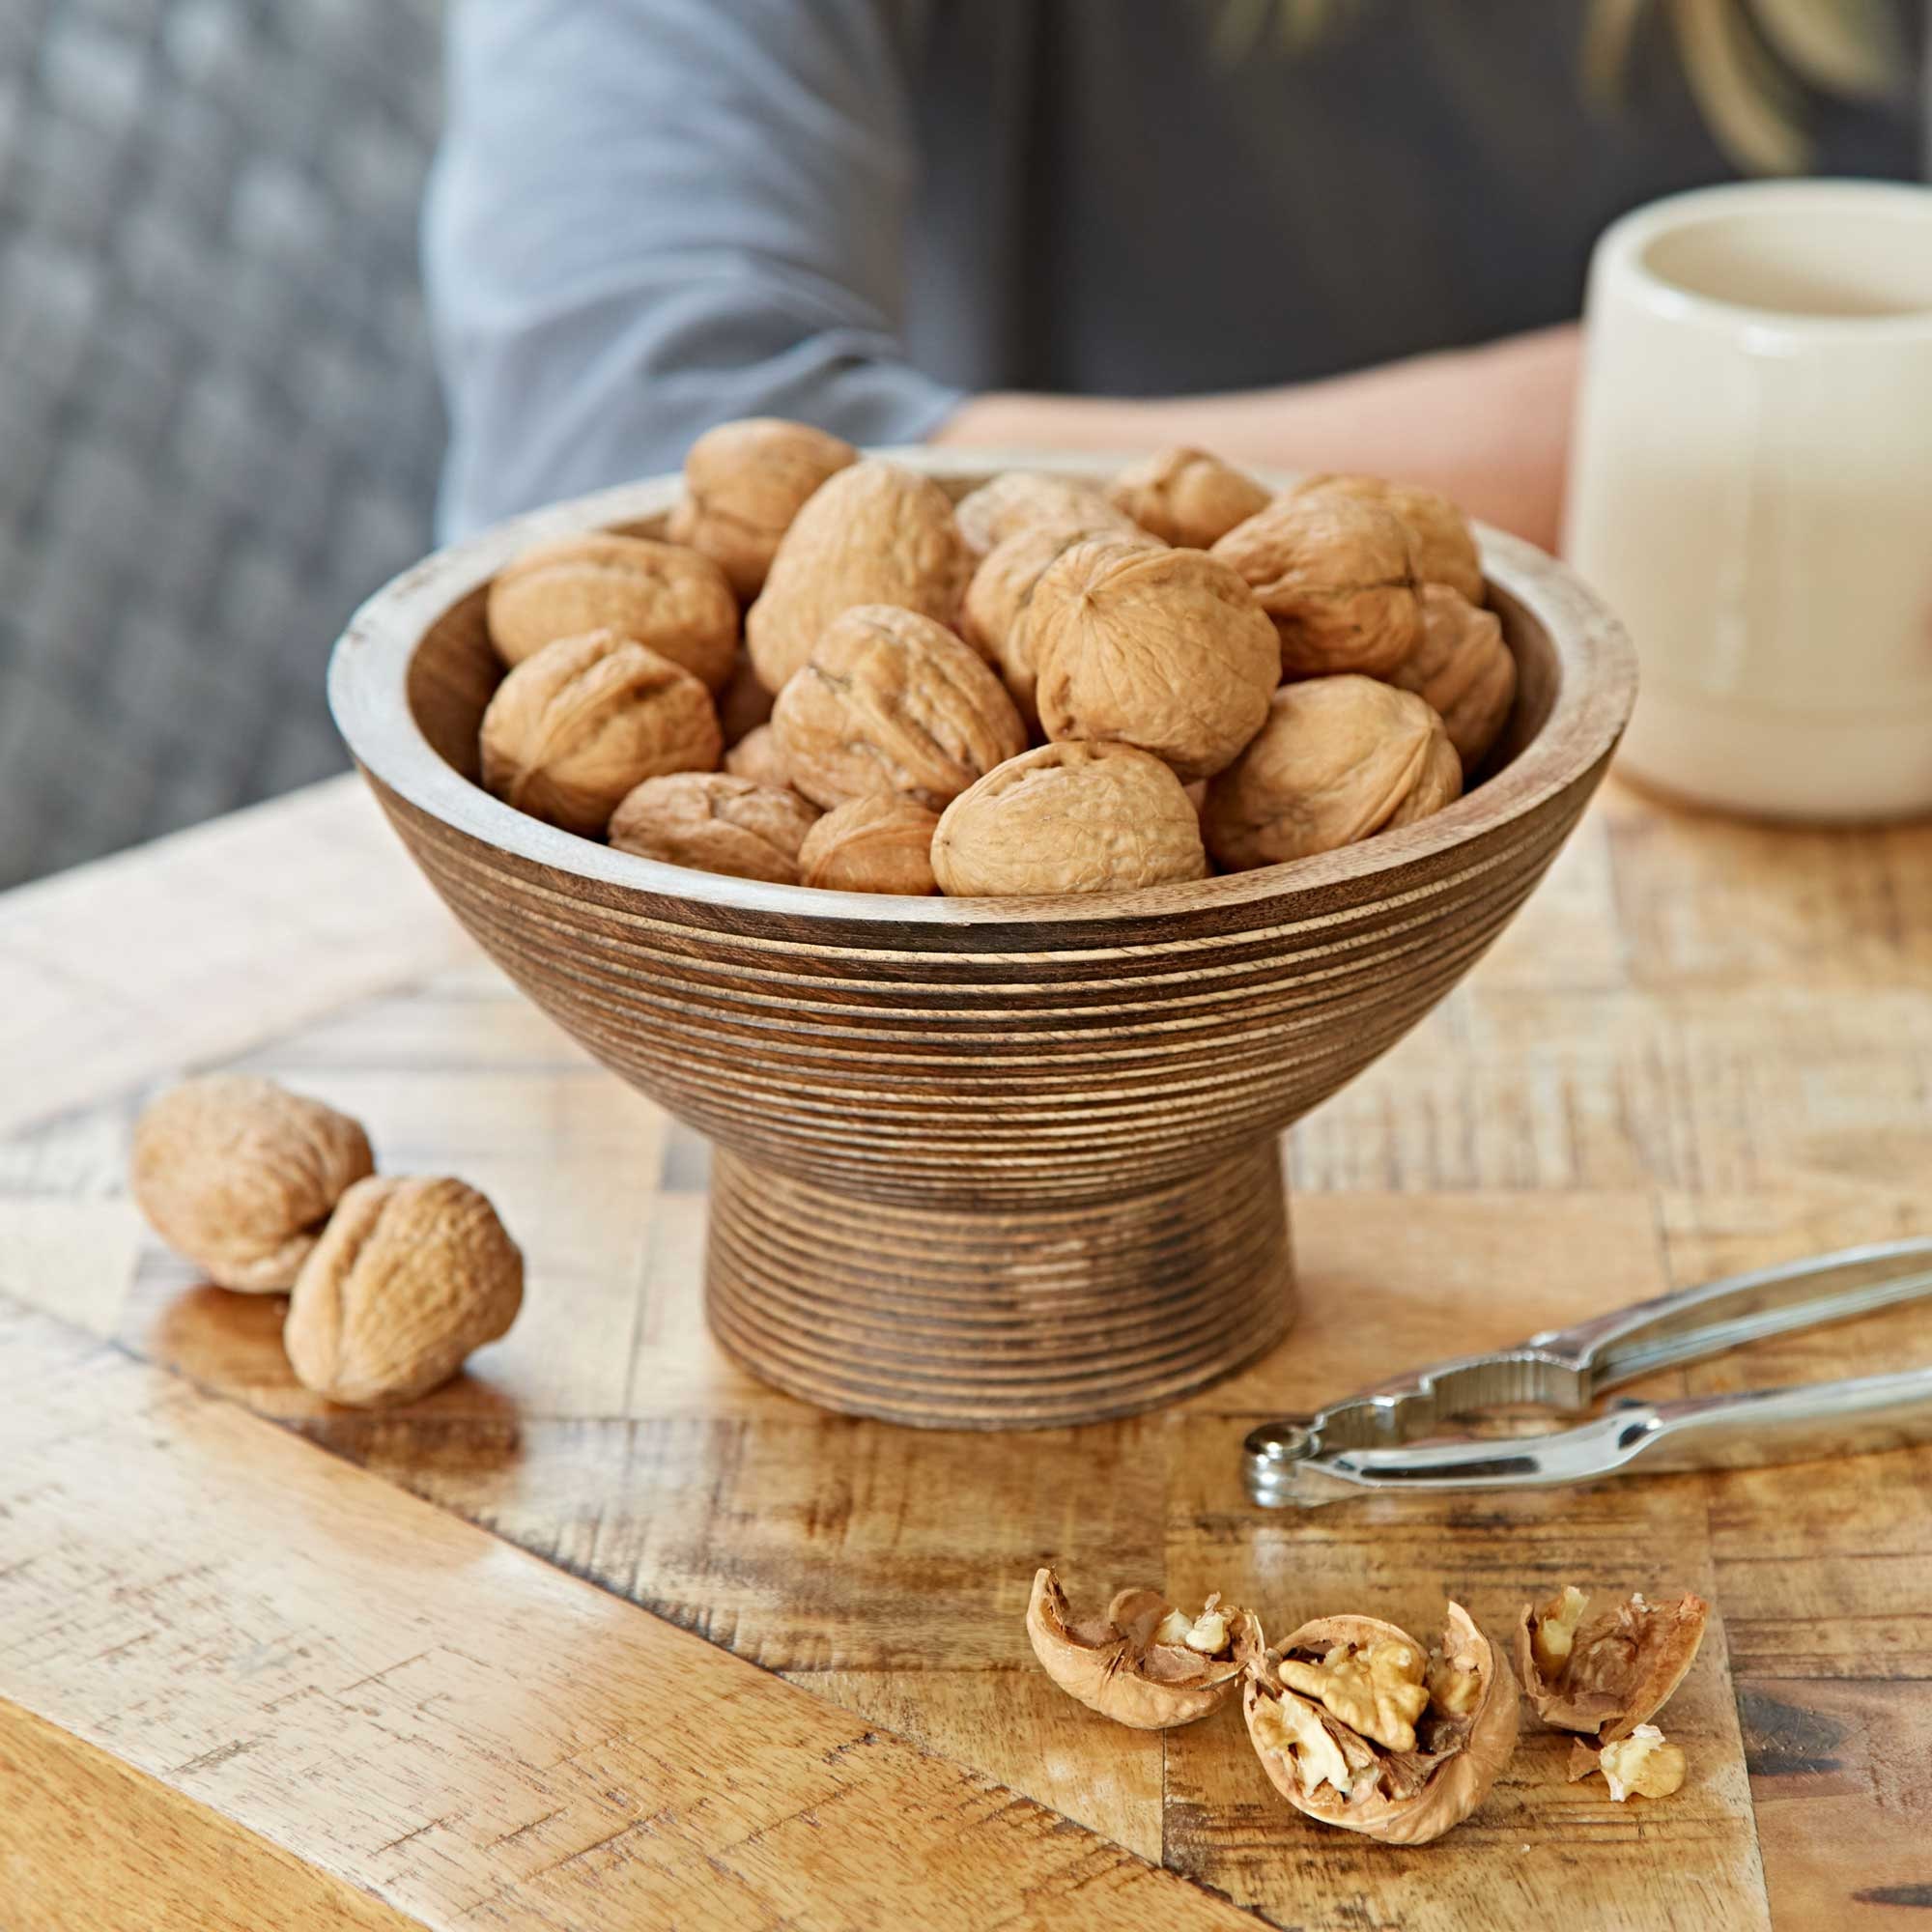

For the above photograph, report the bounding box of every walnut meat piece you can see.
[1293,472,1485,604]
[284,1176,522,1407]
[1030,538,1280,782]
[1106,446,1269,549]
[799,796,940,895]
[479,629,723,838]
[772,605,1026,812]
[1025,1568,1259,1729]
[1515,1588,1710,1741]
[1388,584,1518,770]
[745,459,973,692]
[666,416,857,600]
[1203,677,1459,870]
[952,470,1137,555]
[932,742,1208,897]
[1571,1724,1688,1802]
[486,533,738,690]
[1243,1605,1519,1846]
[129,1076,374,1293]
[724,723,790,788]
[1212,493,1422,677]
[609,772,820,884]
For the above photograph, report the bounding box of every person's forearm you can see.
[932,325,1578,553]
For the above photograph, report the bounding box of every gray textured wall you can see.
[0,0,446,888]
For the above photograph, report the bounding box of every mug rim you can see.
[1593,177,1932,342]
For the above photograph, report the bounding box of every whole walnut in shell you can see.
[130,1075,374,1293]
[480,629,722,838]
[1203,676,1460,870]
[716,647,777,746]
[1212,493,1422,677]
[1106,446,1269,550]
[961,524,1163,730]
[1516,1587,1709,1742]
[952,470,1137,555]
[745,460,973,692]
[1293,472,1485,604]
[800,796,939,895]
[1243,1605,1519,1846]
[1026,1568,1258,1729]
[932,742,1208,897]
[609,771,819,884]
[666,416,857,600]
[1030,537,1279,781]
[284,1175,523,1407]
[1388,583,1517,770]
[486,533,738,690]
[724,723,790,788]
[771,605,1026,812]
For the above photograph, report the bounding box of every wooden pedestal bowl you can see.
[329,452,1636,1430]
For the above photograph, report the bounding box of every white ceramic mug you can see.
[1566,180,1932,821]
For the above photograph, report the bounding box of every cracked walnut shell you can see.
[1389,584,1518,770]
[284,1175,524,1407]
[745,460,973,693]
[666,416,857,600]
[480,629,723,838]
[486,532,738,690]
[1293,472,1485,605]
[610,771,820,884]
[1026,1568,1259,1729]
[1030,538,1280,782]
[932,742,1208,897]
[952,470,1138,556]
[1243,1605,1519,1846]
[1212,493,1422,677]
[799,796,939,895]
[130,1075,374,1293]
[1516,1587,1709,1741]
[1203,677,1461,870]
[771,604,1026,812]
[1106,446,1269,550]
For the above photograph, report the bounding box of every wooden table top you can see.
[2,771,1928,1931]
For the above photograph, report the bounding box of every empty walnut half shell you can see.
[1515,1587,1709,1741]
[1027,1567,1259,1729]
[1243,1605,1519,1846]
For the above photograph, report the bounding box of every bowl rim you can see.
[328,448,1637,927]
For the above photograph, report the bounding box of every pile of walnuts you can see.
[1028,1571,1708,1846]
[473,424,1518,898]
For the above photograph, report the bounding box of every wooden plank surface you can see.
[3,775,1931,1927]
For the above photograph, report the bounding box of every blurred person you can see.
[425,0,1924,553]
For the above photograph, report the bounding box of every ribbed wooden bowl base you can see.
[704,1142,1294,1429]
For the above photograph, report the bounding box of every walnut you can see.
[1203,676,1460,870]
[771,604,1026,812]
[745,459,973,692]
[283,1175,523,1407]
[1515,1588,1709,1741]
[665,416,857,600]
[960,524,1162,730]
[486,533,738,690]
[1570,1724,1688,1802]
[1106,446,1269,549]
[609,771,820,884]
[1211,493,1422,677]
[129,1075,374,1293]
[1293,472,1485,604]
[799,796,939,895]
[1026,1568,1260,1729]
[724,723,790,788]
[479,629,722,838]
[1030,538,1279,781]
[1243,1605,1520,1846]
[1388,584,1517,770]
[716,647,777,746]
[932,742,1208,897]
[952,470,1137,555]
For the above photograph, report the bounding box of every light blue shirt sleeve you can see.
[423,0,964,538]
